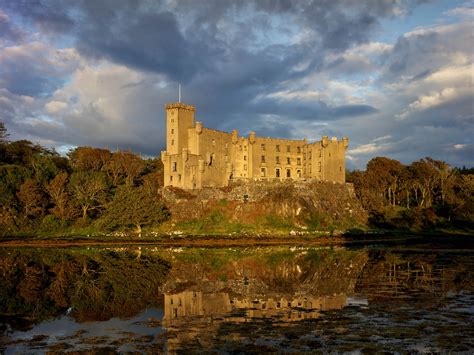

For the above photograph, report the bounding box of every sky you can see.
[0,0,472,169]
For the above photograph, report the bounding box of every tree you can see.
[409,159,439,208]
[69,171,108,223]
[99,186,169,234]
[141,171,163,194]
[3,140,43,166]
[0,165,31,230]
[46,172,71,220]
[68,147,112,172]
[104,151,145,186]
[17,178,46,218]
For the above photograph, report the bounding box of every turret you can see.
[249,132,256,144]
[196,121,202,134]
[165,102,196,155]
[342,137,349,149]
[322,135,329,148]
[232,129,238,144]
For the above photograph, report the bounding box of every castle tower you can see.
[166,103,196,155]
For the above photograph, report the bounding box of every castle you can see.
[161,102,348,189]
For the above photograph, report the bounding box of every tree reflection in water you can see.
[1,243,473,353]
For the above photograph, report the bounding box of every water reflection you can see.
[163,290,351,323]
[1,242,473,353]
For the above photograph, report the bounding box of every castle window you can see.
[178,174,182,182]
[318,162,321,172]
[261,144,266,151]
[297,158,301,165]
[329,152,331,157]
[171,139,174,145]
[172,162,177,172]
[261,155,265,163]
[276,156,280,164]
[276,145,280,152]
[287,157,291,165]
[171,128,174,134]
[340,166,342,172]
[261,168,266,177]
[286,169,291,178]
[297,170,301,178]
[287,145,290,153]
[212,139,216,146]
[276,168,280,178]
[297,146,301,153]
[170,176,173,182]
[244,155,247,161]
[244,164,247,170]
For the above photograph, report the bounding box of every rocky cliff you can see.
[160,180,367,232]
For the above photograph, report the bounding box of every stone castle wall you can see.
[161,102,348,189]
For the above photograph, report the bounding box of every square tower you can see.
[166,103,196,155]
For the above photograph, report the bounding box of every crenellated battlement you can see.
[162,102,348,189]
[165,102,196,111]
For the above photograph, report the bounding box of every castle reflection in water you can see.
[163,290,367,323]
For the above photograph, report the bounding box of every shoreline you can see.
[0,231,472,248]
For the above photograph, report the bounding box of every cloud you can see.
[44,100,67,114]
[22,62,176,155]
[0,0,472,170]
[0,42,82,97]
[3,0,422,81]
[0,10,24,43]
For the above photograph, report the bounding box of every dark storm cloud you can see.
[382,22,473,83]
[2,0,420,132]
[0,43,80,97]
[0,10,24,42]
[251,98,377,121]
[7,0,470,169]
[252,0,424,49]
[4,0,421,81]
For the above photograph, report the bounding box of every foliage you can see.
[46,172,72,220]
[350,156,474,230]
[264,215,295,230]
[69,171,108,223]
[0,121,471,236]
[0,125,167,235]
[0,248,170,323]
[98,185,169,233]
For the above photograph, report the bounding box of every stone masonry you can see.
[161,102,349,189]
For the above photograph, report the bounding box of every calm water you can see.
[1,238,473,353]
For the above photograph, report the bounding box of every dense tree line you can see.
[0,122,168,235]
[1,121,472,235]
[348,157,474,230]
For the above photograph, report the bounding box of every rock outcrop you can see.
[161,180,367,229]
